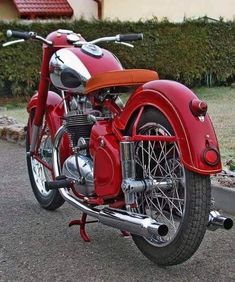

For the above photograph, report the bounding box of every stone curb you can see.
[211,185,235,215]
[0,124,26,146]
[0,120,234,216]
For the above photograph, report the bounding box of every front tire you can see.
[127,107,211,266]
[26,111,64,210]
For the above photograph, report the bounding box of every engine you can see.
[60,89,123,198]
[62,154,94,196]
[61,113,122,198]
[61,103,95,196]
[63,110,93,147]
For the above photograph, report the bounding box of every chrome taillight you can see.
[190,99,208,117]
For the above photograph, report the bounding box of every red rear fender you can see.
[114,80,222,174]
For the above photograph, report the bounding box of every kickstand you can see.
[69,213,98,242]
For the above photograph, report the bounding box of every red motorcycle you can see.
[3,29,233,266]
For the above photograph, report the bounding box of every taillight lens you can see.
[203,147,220,166]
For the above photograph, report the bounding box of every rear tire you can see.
[127,107,211,266]
[26,111,64,210]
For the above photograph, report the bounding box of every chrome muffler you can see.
[58,186,168,237]
[53,126,168,238]
[99,208,168,237]
[208,211,233,231]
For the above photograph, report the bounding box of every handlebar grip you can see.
[6,30,32,40]
[118,33,143,42]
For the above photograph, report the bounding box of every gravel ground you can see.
[0,140,235,282]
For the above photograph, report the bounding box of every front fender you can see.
[27,91,70,164]
[114,80,222,174]
[27,91,64,137]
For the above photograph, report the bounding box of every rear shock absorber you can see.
[120,139,136,209]
[120,138,167,209]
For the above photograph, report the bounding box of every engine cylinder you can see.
[63,111,93,147]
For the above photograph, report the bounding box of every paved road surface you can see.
[0,140,234,282]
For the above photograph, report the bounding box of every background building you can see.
[102,0,235,22]
[0,0,234,22]
[0,0,99,20]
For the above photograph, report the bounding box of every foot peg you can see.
[45,175,74,191]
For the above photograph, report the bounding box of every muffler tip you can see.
[146,221,168,237]
[208,211,234,231]
[223,218,233,230]
[158,224,168,237]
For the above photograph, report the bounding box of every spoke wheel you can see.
[135,123,185,246]
[26,111,64,210]
[127,107,211,266]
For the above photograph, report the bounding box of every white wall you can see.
[103,0,235,22]
[0,0,18,20]
[67,0,98,20]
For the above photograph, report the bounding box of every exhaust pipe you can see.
[58,186,168,238]
[99,208,168,237]
[208,211,233,231]
[52,127,168,238]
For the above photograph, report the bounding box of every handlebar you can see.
[7,30,33,40]
[118,33,143,42]
[4,29,53,46]
[89,33,143,45]
[3,30,143,48]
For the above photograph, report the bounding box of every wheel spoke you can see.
[134,122,186,246]
[146,194,176,228]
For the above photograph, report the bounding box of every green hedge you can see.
[0,19,234,96]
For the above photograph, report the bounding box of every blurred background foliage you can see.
[0,19,234,97]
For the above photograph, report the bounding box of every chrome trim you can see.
[61,91,68,114]
[115,41,134,48]
[67,33,81,43]
[53,126,66,176]
[49,49,91,93]
[30,125,41,152]
[57,29,73,34]
[122,178,171,194]
[90,36,118,44]
[120,141,135,179]
[35,35,53,46]
[208,211,233,231]
[62,155,94,196]
[99,208,168,238]
[81,43,103,57]
[120,140,136,206]
[2,39,25,47]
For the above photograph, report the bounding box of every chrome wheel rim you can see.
[31,157,51,196]
[31,133,53,197]
[134,123,186,246]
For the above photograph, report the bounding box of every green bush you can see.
[0,19,234,96]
